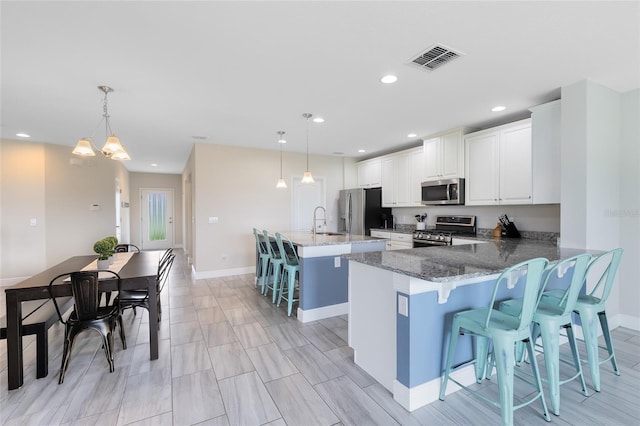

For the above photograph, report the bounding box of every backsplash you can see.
[477,228,559,243]
[392,204,560,233]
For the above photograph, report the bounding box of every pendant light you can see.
[72,86,131,160]
[276,131,287,189]
[301,113,315,184]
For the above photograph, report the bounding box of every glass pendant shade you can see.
[301,171,315,184]
[110,145,131,161]
[72,138,96,156]
[102,135,124,156]
[276,178,287,188]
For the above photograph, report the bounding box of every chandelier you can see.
[72,86,131,160]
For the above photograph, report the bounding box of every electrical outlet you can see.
[334,257,341,268]
[398,295,408,316]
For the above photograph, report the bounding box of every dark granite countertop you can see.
[344,239,601,283]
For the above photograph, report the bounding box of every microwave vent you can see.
[408,44,464,71]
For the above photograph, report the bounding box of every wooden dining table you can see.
[4,250,162,390]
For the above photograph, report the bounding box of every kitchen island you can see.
[345,239,602,411]
[279,231,386,322]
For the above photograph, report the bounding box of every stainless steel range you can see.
[413,215,476,247]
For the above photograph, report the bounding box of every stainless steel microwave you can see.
[421,178,465,205]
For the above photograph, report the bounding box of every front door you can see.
[141,189,174,250]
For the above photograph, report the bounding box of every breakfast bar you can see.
[345,239,602,411]
[279,232,386,322]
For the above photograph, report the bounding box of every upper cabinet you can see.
[465,119,533,205]
[529,100,561,204]
[381,147,423,207]
[423,129,465,180]
[356,158,382,188]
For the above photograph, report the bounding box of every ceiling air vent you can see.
[408,44,464,71]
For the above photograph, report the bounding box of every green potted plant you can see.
[104,236,118,263]
[93,239,112,269]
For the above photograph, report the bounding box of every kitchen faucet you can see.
[312,206,327,235]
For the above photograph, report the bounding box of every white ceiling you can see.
[2,1,639,174]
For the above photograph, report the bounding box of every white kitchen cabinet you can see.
[410,148,425,204]
[464,119,532,205]
[529,100,561,204]
[381,148,422,207]
[370,229,413,250]
[370,230,391,239]
[423,129,464,180]
[357,158,382,188]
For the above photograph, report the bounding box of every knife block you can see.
[502,221,521,238]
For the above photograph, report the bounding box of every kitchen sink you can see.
[313,232,344,236]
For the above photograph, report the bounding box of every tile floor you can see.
[1,250,639,425]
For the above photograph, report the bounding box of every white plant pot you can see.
[416,222,426,230]
[97,259,110,269]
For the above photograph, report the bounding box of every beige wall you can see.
[1,140,47,279]
[0,139,130,283]
[185,143,347,276]
[129,172,183,249]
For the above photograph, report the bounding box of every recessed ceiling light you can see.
[333,152,344,156]
[407,133,417,138]
[380,75,398,84]
[16,133,30,138]
[192,135,208,140]
[313,117,325,123]
[358,149,366,153]
[151,163,158,167]
[491,105,506,112]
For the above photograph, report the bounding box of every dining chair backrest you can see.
[542,254,592,316]
[49,270,121,323]
[275,232,299,267]
[582,248,623,310]
[157,253,176,294]
[485,257,549,331]
[115,244,141,253]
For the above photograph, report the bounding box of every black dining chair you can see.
[114,243,140,253]
[48,270,126,384]
[116,249,175,327]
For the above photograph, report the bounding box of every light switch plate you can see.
[208,216,219,224]
[334,257,341,268]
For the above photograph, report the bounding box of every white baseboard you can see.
[393,364,477,411]
[192,266,254,280]
[297,302,349,323]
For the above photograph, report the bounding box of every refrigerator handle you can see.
[347,193,352,234]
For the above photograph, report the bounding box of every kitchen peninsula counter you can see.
[345,239,602,412]
[277,231,386,322]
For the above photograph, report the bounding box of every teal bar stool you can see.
[544,248,623,392]
[497,254,592,416]
[253,228,270,290]
[262,230,284,303]
[439,257,551,426]
[275,232,300,316]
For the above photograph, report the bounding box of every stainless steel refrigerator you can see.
[338,187,392,236]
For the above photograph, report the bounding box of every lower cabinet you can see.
[370,230,414,250]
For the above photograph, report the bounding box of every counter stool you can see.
[263,230,284,303]
[497,254,592,416]
[253,228,270,290]
[275,232,300,316]
[439,257,551,426]
[543,248,623,392]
